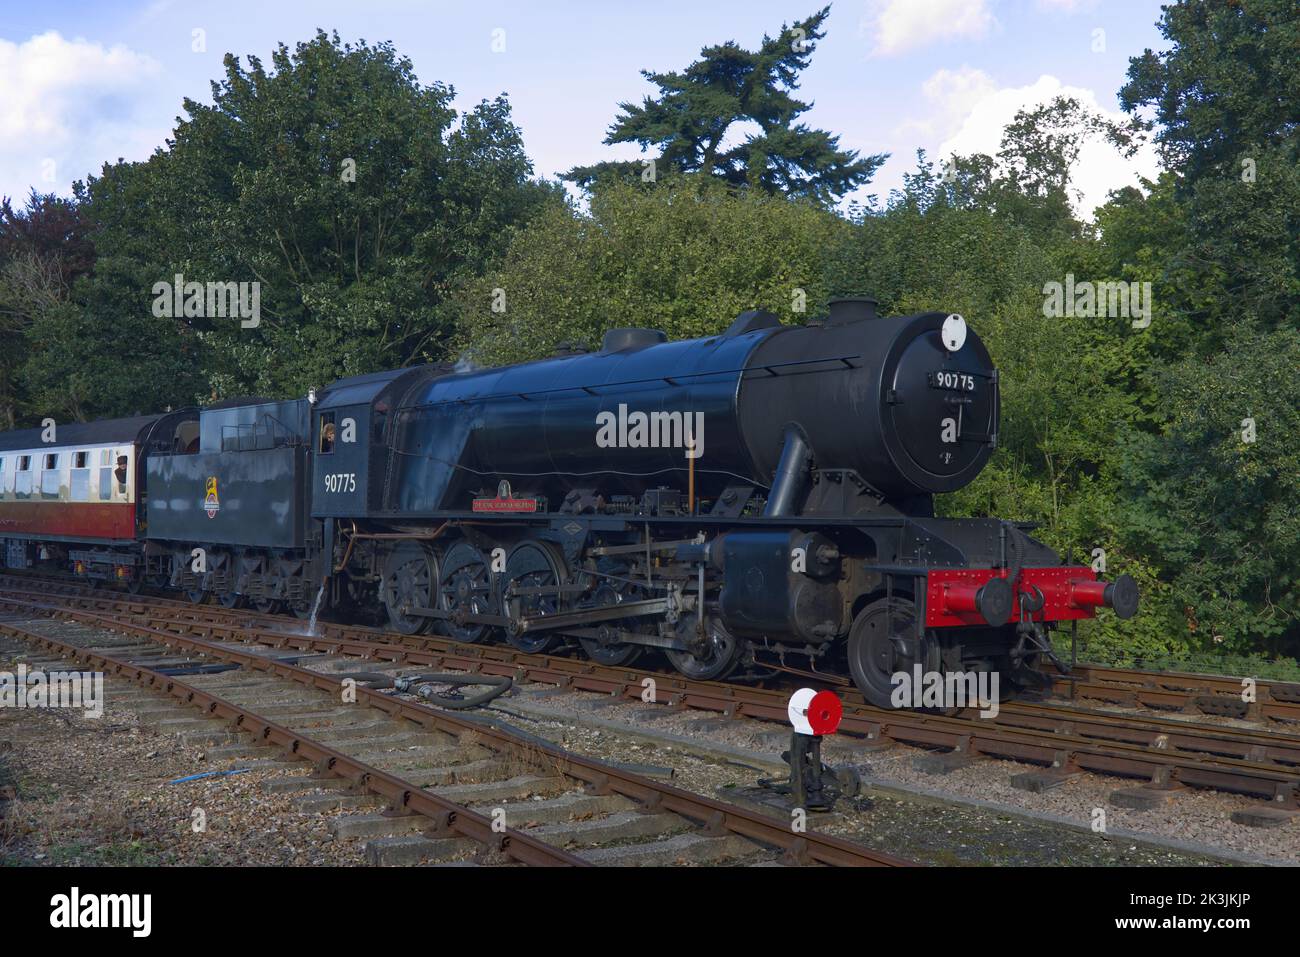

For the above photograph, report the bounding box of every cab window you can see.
[318,412,336,454]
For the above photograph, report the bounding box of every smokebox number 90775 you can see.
[928,370,976,392]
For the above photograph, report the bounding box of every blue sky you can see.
[0,0,1169,214]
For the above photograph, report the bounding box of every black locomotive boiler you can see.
[0,297,1137,707]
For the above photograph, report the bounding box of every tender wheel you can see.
[437,541,496,643]
[382,542,438,635]
[289,597,316,621]
[503,541,565,655]
[185,584,207,604]
[125,574,145,595]
[666,618,740,681]
[847,597,937,709]
[246,556,279,613]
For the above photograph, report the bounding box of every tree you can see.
[74,31,557,402]
[566,7,884,205]
[1117,326,1300,658]
[454,175,848,366]
[0,191,95,285]
[1121,0,1299,183]
[0,192,97,425]
[1120,0,1300,333]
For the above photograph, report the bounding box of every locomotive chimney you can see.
[826,296,878,325]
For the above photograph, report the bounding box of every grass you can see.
[1050,637,1300,682]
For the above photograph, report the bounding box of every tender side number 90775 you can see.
[324,472,357,493]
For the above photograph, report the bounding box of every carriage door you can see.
[312,403,369,517]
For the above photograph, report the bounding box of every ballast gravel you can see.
[483,681,1297,866]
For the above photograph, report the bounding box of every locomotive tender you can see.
[0,297,1137,707]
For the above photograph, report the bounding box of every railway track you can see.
[2,574,1298,811]
[1043,662,1300,724]
[0,605,909,867]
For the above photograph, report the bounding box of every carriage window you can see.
[99,449,114,500]
[69,450,90,498]
[14,456,31,498]
[40,453,60,497]
[318,412,336,454]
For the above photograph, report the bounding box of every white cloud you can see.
[1034,0,1099,12]
[922,71,1160,217]
[923,66,1001,129]
[0,32,163,201]
[862,0,997,56]
[892,66,998,144]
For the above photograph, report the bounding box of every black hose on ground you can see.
[334,671,513,709]
[336,672,399,688]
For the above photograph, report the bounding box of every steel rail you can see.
[0,620,587,867]
[8,584,1299,760]
[9,572,1299,724]
[4,577,1299,800]
[1042,662,1300,722]
[0,596,911,867]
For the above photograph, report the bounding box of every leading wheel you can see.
[504,541,565,655]
[666,618,740,681]
[847,597,937,709]
[382,541,437,635]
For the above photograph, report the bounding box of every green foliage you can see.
[567,7,884,205]
[454,175,849,365]
[73,30,555,405]
[19,297,203,422]
[1116,326,1300,655]
[0,192,97,425]
[1121,0,1299,182]
[1121,0,1300,333]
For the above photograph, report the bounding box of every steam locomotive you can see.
[0,298,1137,707]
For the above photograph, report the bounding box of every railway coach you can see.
[0,411,197,586]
